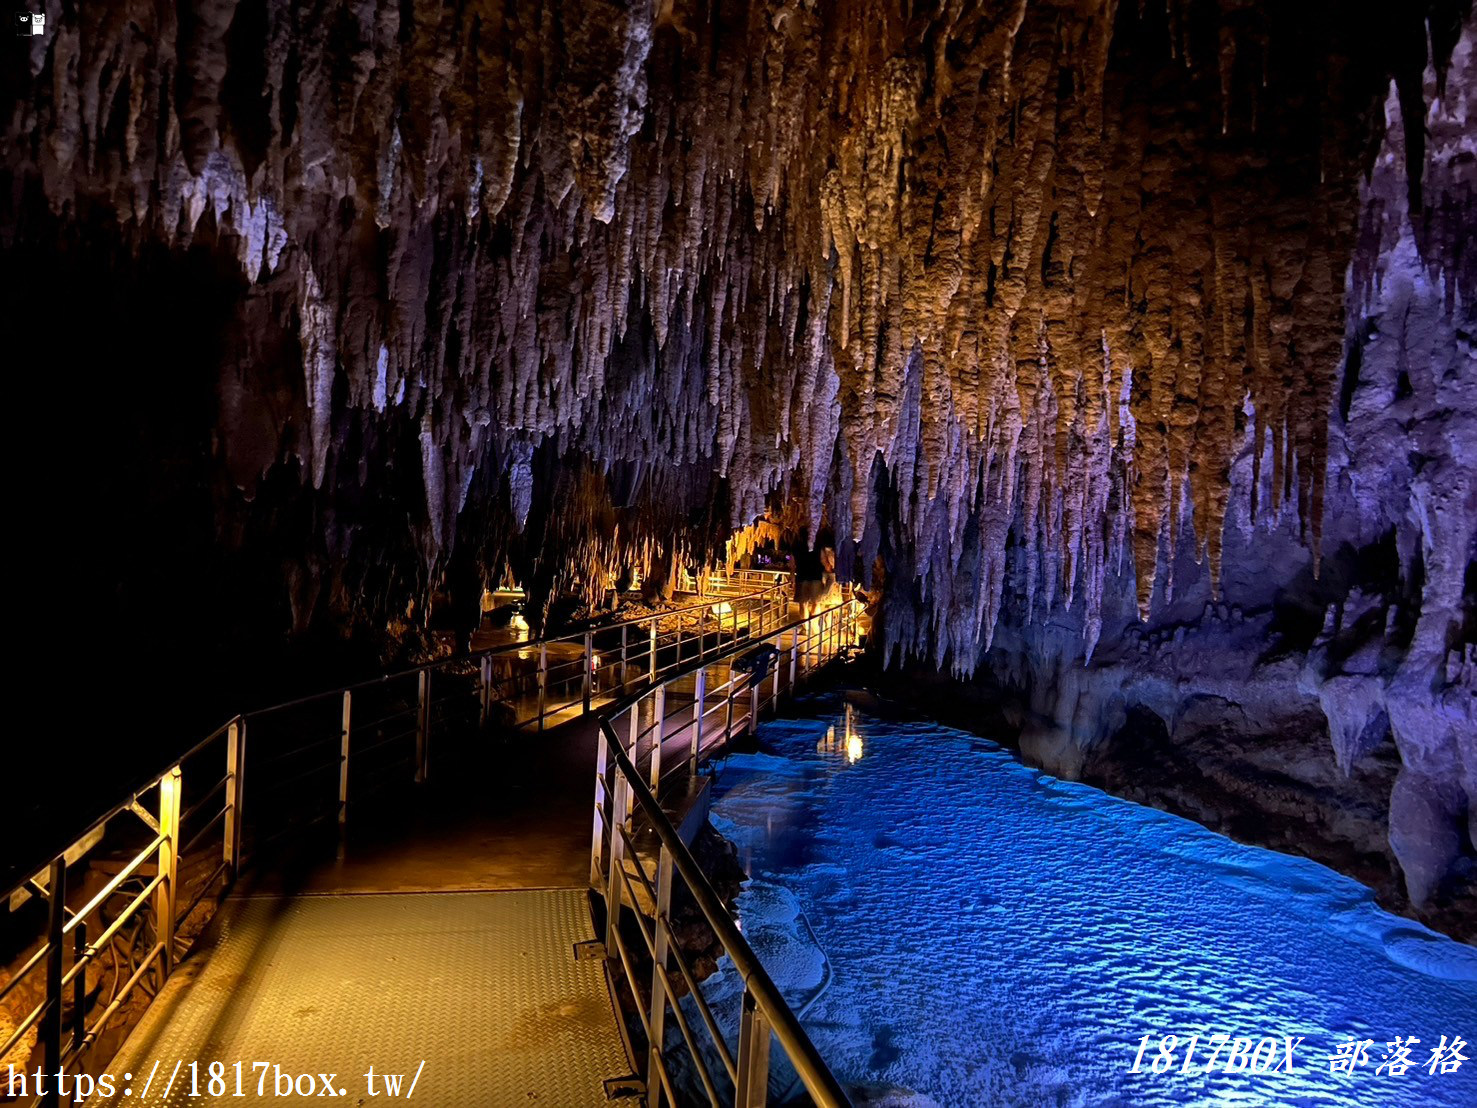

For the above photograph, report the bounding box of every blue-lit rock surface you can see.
[699,705,1477,1106]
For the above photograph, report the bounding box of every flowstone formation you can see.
[3,4,1472,900]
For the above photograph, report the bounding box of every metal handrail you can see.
[250,569,789,719]
[0,760,195,1107]
[5,572,788,895]
[1,567,801,1108]
[602,729,850,1107]
[8,573,790,881]
[591,596,860,1106]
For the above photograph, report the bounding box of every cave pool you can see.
[691,696,1477,1107]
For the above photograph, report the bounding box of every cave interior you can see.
[4,0,1474,947]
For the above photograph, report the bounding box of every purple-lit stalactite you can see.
[2,2,1472,902]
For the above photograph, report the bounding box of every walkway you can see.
[84,626,822,1106]
[96,890,627,1106]
[1,572,859,1108]
[89,717,633,1107]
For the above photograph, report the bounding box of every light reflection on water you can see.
[702,702,1477,1107]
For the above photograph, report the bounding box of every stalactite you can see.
[3,0,1468,671]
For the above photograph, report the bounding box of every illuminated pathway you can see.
[86,715,634,1107]
[94,890,628,1105]
[1,573,860,1108]
[83,620,834,1106]
[88,633,826,1107]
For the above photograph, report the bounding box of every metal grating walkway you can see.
[89,889,630,1107]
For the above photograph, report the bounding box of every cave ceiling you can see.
[3,0,1472,667]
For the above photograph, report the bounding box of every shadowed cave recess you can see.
[3,0,1473,933]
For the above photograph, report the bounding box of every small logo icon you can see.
[15,10,45,36]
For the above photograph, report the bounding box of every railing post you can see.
[620,623,628,689]
[224,717,246,880]
[415,669,431,782]
[537,641,548,731]
[749,676,761,737]
[734,988,772,1108]
[650,685,666,792]
[156,765,180,976]
[338,690,352,829]
[480,652,493,727]
[788,634,798,694]
[583,630,594,714]
[604,768,629,954]
[645,844,675,1108]
[41,855,64,1108]
[725,670,737,743]
[71,921,86,1053]
[690,667,707,775]
[590,724,611,888]
[628,702,642,774]
[648,621,658,684]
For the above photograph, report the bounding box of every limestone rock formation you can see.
[973,27,1475,920]
[2,1,1472,903]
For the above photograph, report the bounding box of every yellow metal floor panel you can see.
[88,889,630,1107]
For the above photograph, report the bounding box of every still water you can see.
[698,699,1477,1107]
